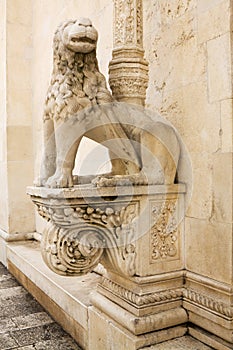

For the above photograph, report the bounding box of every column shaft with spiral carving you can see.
[109,0,149,106]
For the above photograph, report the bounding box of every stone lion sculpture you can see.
[36,18,180,188]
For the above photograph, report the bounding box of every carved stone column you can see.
[109,0,149,105]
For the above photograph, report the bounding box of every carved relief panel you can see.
[109,0,149,105]
[150,200,179,262]
[114,0,143,48]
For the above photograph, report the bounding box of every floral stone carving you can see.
[150,200,178,261]
[28,184,185,278]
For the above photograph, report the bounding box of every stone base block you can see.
[99,270,184,317]
[184,271,233,346]
[6,241,233,349]
[91,291,187,335]
[189,326,233,350]
[89,305,187,350]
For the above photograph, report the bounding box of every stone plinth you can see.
[27,183,187,349]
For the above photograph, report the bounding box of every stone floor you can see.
[0,262,214,350]
[0,263,82,350]
[143,336,213,349]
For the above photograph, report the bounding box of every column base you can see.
[89,305,187,350]
[184,271,233,347]
[189,326,233,350]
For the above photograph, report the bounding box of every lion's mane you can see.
[44,20,113,122]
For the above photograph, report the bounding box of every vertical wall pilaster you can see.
[109,0,148,105]
[0,0,35,260]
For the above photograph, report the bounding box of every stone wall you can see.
[0,0,34,235]
[144,0,233,285]
[0,0,7,230]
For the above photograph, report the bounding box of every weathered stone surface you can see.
[0,274,19,289]
[13,312,53,330]
[11,323,67,347]
[220,99,233,153]
[33,338,82,350]
[0,333,18,350]
[197,0,230,43]
[207,33,232,103]
[185,217,233,284]
[142,335,212,349]
[1,1,233,349]
[0,263,81,350]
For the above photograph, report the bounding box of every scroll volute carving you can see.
[37,200,138,277]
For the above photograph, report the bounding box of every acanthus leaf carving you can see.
[110,76,148,100]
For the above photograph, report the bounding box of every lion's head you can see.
[44,18,113,122]
[61,18,98,54]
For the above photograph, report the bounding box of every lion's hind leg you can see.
[35,119,56,187]
[139,122,180,185]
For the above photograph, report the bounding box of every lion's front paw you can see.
[92,175,133,187]
[45,172,73,188]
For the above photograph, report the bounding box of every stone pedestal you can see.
[27,184,187,349]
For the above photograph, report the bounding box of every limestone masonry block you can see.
[212,152,233,224]
[220,99,233,153]
[185,217,233,284]
[6,0,32,26]
[198,0,230,43]
[207,33,232,102]
[197,0,228,13]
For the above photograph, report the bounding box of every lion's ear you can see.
[55,20,76,37]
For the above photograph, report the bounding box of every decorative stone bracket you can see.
[27,184,185,280]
